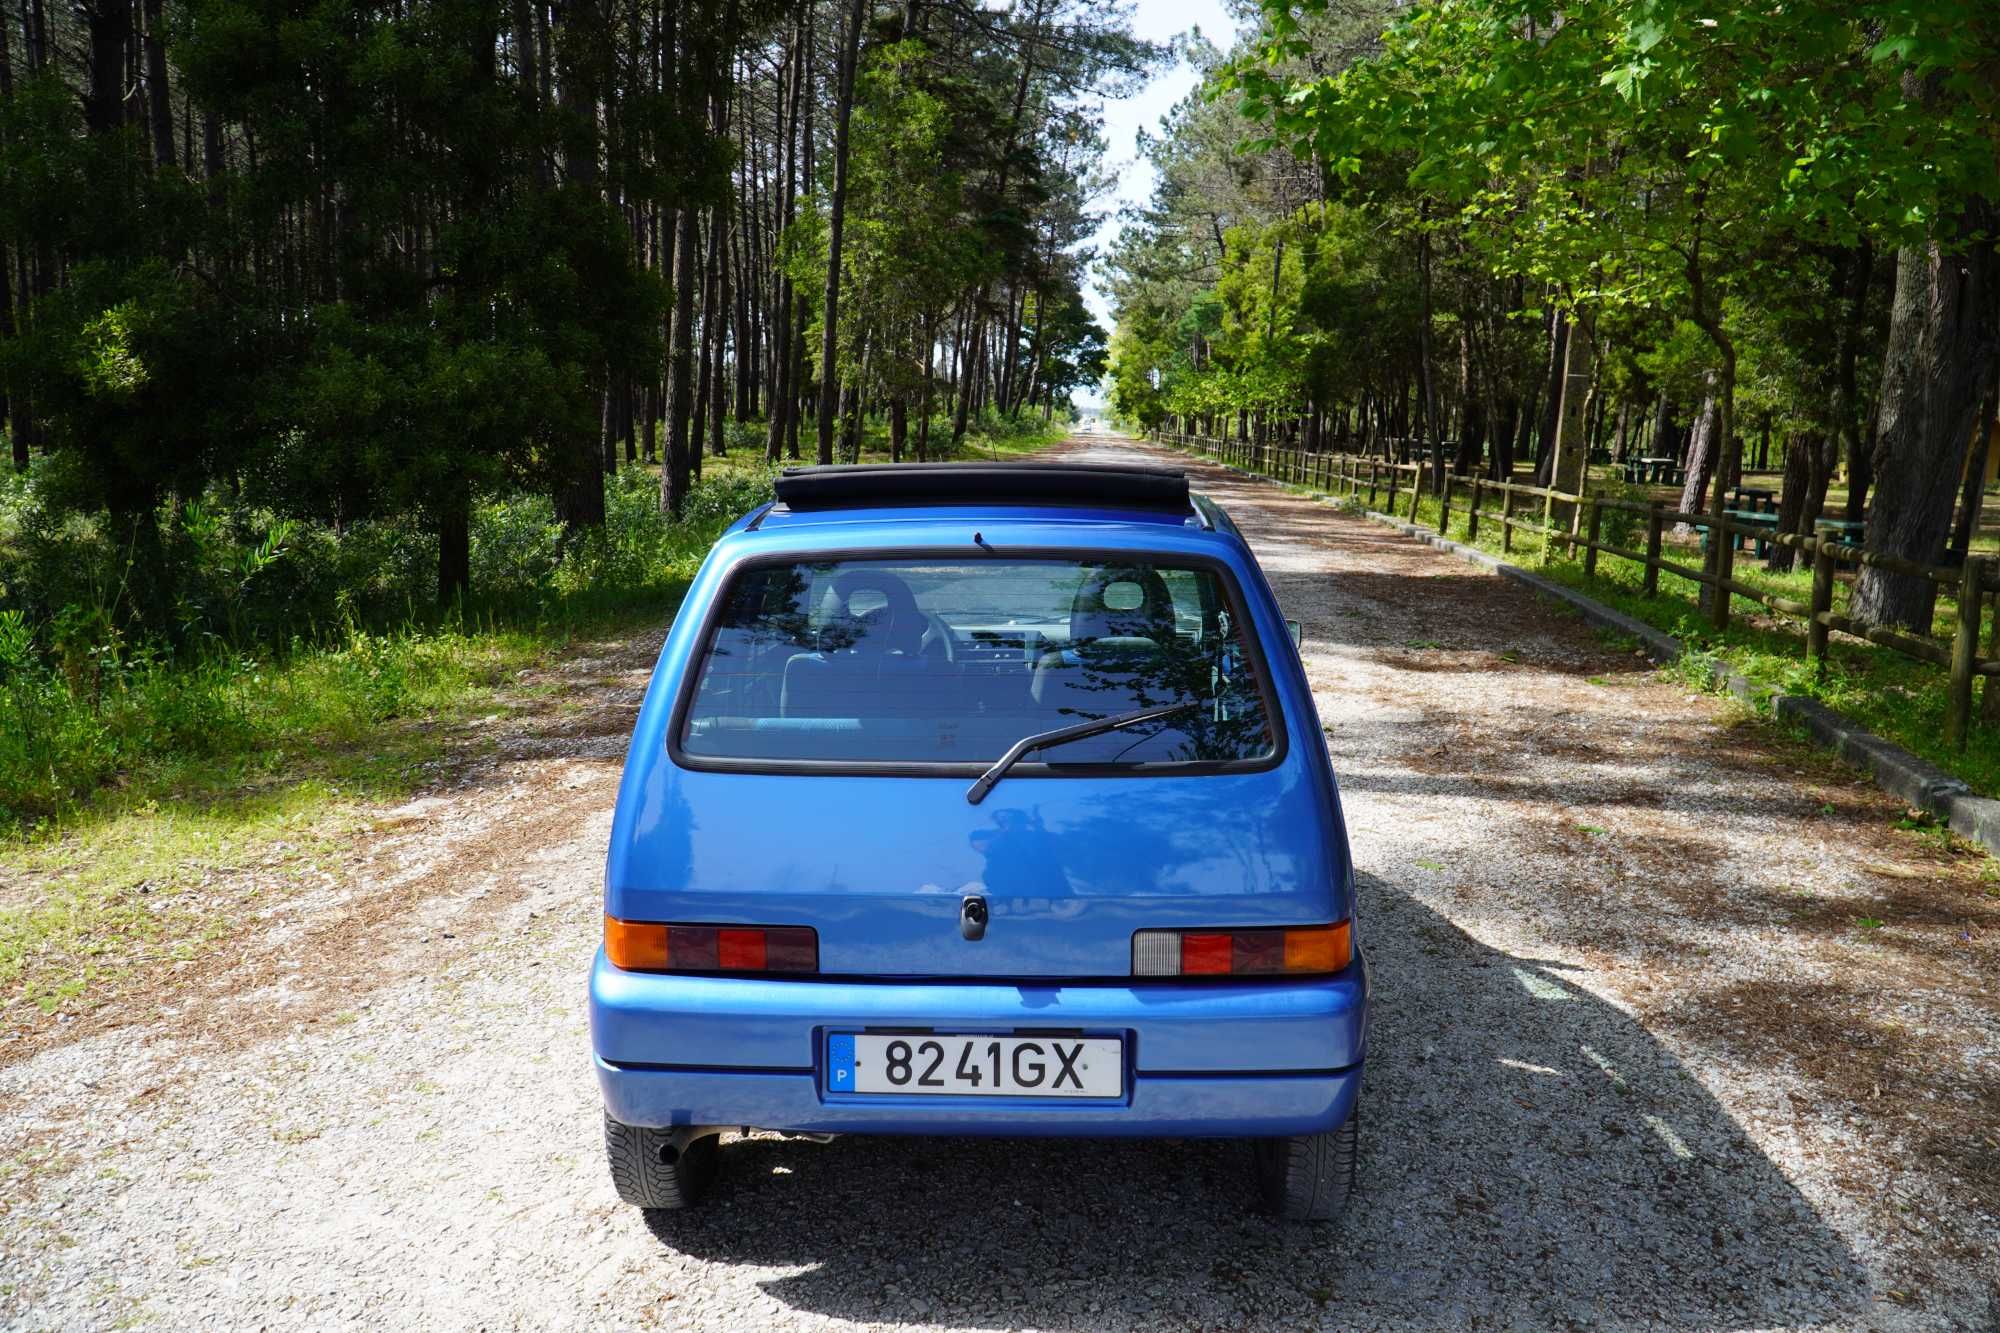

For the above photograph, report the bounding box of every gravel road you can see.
[3,435,1995,1331]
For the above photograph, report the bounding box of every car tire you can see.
[604,1114,719,1210]
[1252,1107,1358,1222]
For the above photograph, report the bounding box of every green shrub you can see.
[0,670,119,819]
[0,466,779,826]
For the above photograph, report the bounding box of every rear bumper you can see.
[595,1060,1361,1137]
[589,950,1366,1138]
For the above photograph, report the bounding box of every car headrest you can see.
[1070,566,1175,647]
[817,569,925,657]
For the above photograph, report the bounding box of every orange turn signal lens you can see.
[1283,922,1351,974]
[604,915,670,971]
[604,916,818,974]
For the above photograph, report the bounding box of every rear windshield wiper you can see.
[966,701,1202,805]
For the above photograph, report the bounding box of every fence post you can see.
[1438,471,1453,537]
[1643,502,1664,597]
[1947,555,1985,750]
[1502,486,1515,554]
[1986,586,2000,723]
[1808,535,1835,669]
[1583,498,1602,579]
[1708,514,1734,632]
[1385,464,1398,516]
[1408,462,1424,522]
[1467,478,1482,543]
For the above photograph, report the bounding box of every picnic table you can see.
[1730,487,1778,515]
[1635,456,1684,486]
[1815,517,1865,546]
[1698,510,1781,558]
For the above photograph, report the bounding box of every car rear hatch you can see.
[606,764,1345,979]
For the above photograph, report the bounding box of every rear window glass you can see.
[679,557,1278,767]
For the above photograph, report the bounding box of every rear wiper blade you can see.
[965,701,1201,806]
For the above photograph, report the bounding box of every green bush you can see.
[0,466,777,826]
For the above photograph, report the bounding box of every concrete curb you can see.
[1355,506,2000,855]
[1170,444,1999,848]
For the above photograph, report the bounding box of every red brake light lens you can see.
[604,917,818,974]
[1131,923,1351,977]
[1179,933,1233,975]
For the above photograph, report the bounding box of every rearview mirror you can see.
[1287,619,1303,648]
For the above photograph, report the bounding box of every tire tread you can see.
[1254,1110,1358,1222]
[603,1114,718,1210]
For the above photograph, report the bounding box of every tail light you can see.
[604,916,818,974]
[1132,923,1351,977]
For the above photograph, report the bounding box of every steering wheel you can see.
[921,613,958,663]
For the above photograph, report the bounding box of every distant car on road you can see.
[591,463,1368,1219]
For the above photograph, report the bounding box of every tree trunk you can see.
[764,15,802,461]
[1533,307,1567,482]
[142,0,171,168]
[1674,380,1722,534]
[664,199,700,514]
[437,487,471,605]
[1853,199,2000,632]
[86,0,130,135]
[1768,437,1815,573]
[554,0,606,532]
[1,239,14,468]
[0,0,14,468]
[814,0,867,465]
[1831,243,1875,523]
[1416,226,1442,491]
[692,225,715,460]
[1548,310,1594,526]
[917,309,937,461]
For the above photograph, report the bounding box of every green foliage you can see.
[0,467,772,828]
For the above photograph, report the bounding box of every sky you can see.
[1075,0,1241,407]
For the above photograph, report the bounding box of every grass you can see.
[1173,438,2000,800]
[0,625,566,1019]
[1,417,1069,1028]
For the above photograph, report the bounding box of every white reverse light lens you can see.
[1132,931,1181,977]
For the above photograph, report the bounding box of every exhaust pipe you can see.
[656,1125,731,1164]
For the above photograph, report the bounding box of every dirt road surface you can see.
[3,435,1995,1330]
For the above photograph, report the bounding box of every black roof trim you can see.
[772,463,1192,514]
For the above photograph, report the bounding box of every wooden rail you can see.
[1157,432,1999,750]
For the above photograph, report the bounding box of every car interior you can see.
[681,560,1273,764]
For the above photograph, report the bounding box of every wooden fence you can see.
[1157,432,2000,749]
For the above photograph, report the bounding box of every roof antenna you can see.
[973,531,993,552]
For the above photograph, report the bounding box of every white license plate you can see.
[827,1033,1123,1098]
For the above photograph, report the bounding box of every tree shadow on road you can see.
[638,872,1871,1330]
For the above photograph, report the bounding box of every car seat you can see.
[781,570,929,718]
[1031,566,1178,719]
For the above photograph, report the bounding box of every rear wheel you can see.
[604,1115,719,1210]
[1252,1108,1358,1222]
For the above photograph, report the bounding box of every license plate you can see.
[826,1033,1123,1098]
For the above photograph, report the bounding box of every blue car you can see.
[592,463,1367,1219]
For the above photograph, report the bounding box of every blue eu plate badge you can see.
[826,1033,857,1091]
